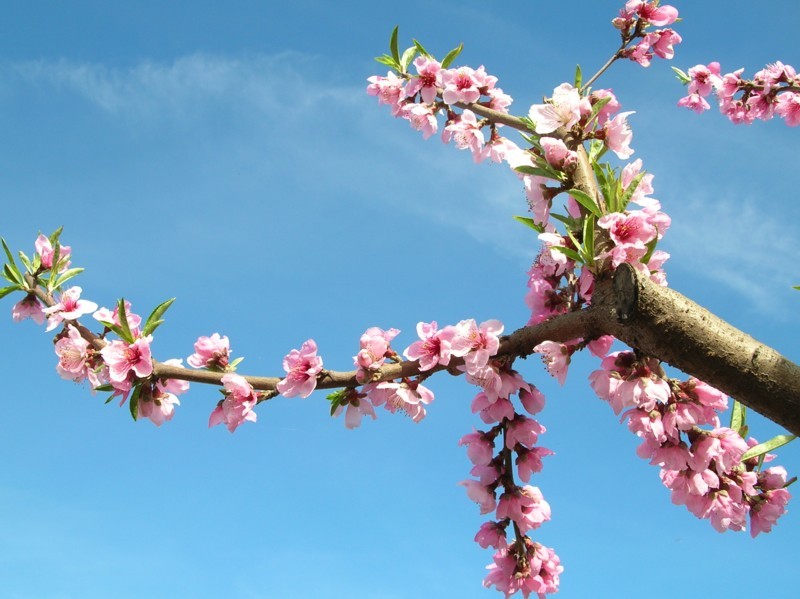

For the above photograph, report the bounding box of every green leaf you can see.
[18,250,33,273]
[441,42,463,69]
[389,26,400,63]
[566,188,602,217]
[400,45,417,73]
[793,285,800,291]
[618,171,646,211]
[730,400,746,435]
[582,214,596,266]
[229,356,245,370]
[3,263,23,286]
[2,238,18,270]
[374,54,400,70]
[512,215,545,233]
[587,96,612,125]
[104,395,115,404]
[514,165,561,180]
[412,39,432,58]
[588,139,607,163]
[574,64,582,89]
[48,226,64,246]
[551,245,583,263]
[327,389,347,416]
[99,320,129,342]
[671,66,690,84]
[640,230,659,265]
[550,212,581,230]
[94,384,115,393]
[0,284,20,299]
[741,434,797,462]
[116,298,135,343]
[53,267,84,290]
[129,384,141,421]
[142,297,176,336]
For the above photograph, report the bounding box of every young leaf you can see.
[142,297,176,336]
[3,263,23,286]
[550,212,581,230]
[793,285,800,291]
[129,384,141,421]
[619,171,646,210]
[53,267,84,290]
[741,434,797,462]
[551,245,583,264]
[389,26,400,63]
[98,320,129,343]
[412,39,432,58]
[0,284,20,299]
[48,226,64,245]
[512,215,545,233]
[566,188,602,217]
[2,238,19,270]
[588,139,607,163]
[671,66,690,84]
[640,230,659,265]
[574,64,583,89]
[400,45,417,73]
[374,54,400,70]
[116,298,135,343]
[327,389,347,416]
[587,96,612,125]
[18,250,33,273]
[582,214,596,266]
[94,383,115,393]
[229,356,245,370]
[514,165,561,180]
[441,42,463,69]
[730,400,746,435]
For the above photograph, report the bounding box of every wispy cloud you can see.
[664,190,800,312]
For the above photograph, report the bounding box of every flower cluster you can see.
[590,351,792,536]
[612,1,681,67]
[678,61,800,126]
[458,357,562,596]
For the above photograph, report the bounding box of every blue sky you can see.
[1,1,799,597]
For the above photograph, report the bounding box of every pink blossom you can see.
[603,111,635,158]
[533,340,570,385]
[486,87,513,113]
[627,1,679,26]
[139,374,183,427]
[687,62,722,96]
[750,488,791,537]
[277,339,324,398]
[459,430,495,466]
[441,67,481,105]
[334,394,377,429]
[355,326,400,381]
[399,103,438,139]
[528,83,581,134]
[372,380,433,422]
[597,211,656,260]
[621,159,658,210]
[480,132,520,164]
[451,318,504,375]
[459,479,496,515]
[587,335,614,358]
[474,521,507,550]
[523,174,551,226]
[93,300,142,332]
[35,233,71,271]
[403,321,456,371]
[496,485,551,533]
[187,333,231,370]
[100,335,153,383]
[649,29,682,59]
[209,373,259,433]
[366,71,406,116]
[12,294,45,325]
[590,88,620,126]
[472,393,515,424]
[519,386,546,415]
[678,93,711,113]
[776,92,800,126]
[44,286,99,332]
[54,325,90,382]
[516,446,554,482]
[539,136,578,171]
[484,541,563,598]
[442,109,485,160]
[404,56,442,103]
[505,415,545,450]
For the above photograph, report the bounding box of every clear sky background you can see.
[1,1,798,597]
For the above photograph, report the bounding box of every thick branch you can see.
[595,265,800,436]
